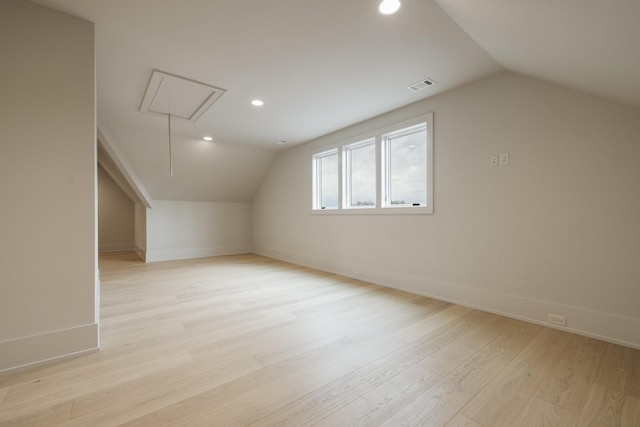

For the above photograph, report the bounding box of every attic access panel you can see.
[139,70,226,122]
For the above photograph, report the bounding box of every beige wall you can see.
[253,71,640,348]
[0,1,98,372]
[98,165,135,252]
[134,202,148,260]
[146,201,252,262]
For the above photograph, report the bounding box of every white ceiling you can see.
[436,0,640,109]
[31,0,640,202]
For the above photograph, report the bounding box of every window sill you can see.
[311,206,433,215]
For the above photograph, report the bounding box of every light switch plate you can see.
[499,152,509,165]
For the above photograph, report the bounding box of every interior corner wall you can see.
[252,71,640,349]
[145,201,253,262]
[0,1,98,373]
[98,165,135,253]
[134,202,148,261]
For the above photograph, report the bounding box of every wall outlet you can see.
[548,314,567,326]
[490,155,498,167]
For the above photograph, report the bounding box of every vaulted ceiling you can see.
[437,0,640,109]
[31,0,640,203]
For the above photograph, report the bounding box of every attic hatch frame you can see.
[139,69,226,175]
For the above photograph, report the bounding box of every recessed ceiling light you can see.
[379,0,401,15]
[276,140,288,145]
[203,136,213,141]
[251,99,264,107]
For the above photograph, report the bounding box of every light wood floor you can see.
[1,252,639,426]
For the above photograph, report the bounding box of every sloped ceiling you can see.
[106,125,277,202]
[30,0,639,202]
[97,142,138,203]
[436,0,640,109]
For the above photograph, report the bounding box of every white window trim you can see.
[381,122,430,210]
[311,112,433,215]
[312,148,339,210]
[343,138,376,210]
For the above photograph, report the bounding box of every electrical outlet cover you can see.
[499,152,509,165]
[548,314,567,326]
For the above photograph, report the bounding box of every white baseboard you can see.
[98,242,135,253]
[134,244,146,262]
[254,246,640,350]
[0,323,99,375]
[146,245,253,263]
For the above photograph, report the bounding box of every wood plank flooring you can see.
[1,251,638,426]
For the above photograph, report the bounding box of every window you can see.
[344,139,376,208]
[383,123,427,207]
[312,149,339,210]
[311,113,433,214]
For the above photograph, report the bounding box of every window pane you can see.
[320,152,338,209]
[347,142,376,207]
[312,113,432,214]
[388,128,427,206]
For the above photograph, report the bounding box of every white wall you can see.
[253,71,640,348]
[0,1,98,372]
[98,165,135,252]
[134,202,148,261]
[146,201,252,262]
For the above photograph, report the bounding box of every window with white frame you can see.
[382,123,427,208]
[344,138,376,208]
[312,148,339,210]
[311,113,433,214]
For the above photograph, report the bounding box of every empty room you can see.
[1,0,639,425]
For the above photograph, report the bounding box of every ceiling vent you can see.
[139,70,226,122]
[407,78,437,92]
